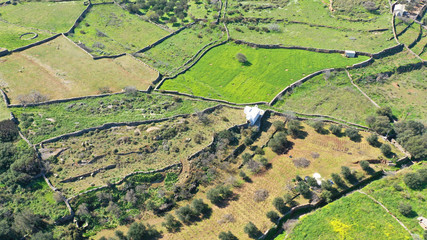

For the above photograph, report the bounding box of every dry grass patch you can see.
[0,36,158,103]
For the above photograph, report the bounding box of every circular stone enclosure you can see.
[20,32,38,40]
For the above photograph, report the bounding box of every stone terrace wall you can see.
[37,104,225,145]
[0,49,9,57]
[136,22,196,53]
[11,34,62,53]
[0,89,10,105]
[65,3,92,35]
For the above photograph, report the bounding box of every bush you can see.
[162,214,181,232]
[330,124,342,136]
[206,185,233,205]
[244,222,262,239]
[273,121,285,131]
[366,134,379,146]
[296,181,311,199]
[403,172,423,190]
[236,53,247,63]
[398,202,412,217]
[287,120,301,138]
[191,199,210,217]
[266,211,279,223]
[320,190,333,203]
[273,197,287,214]
[127,222,160,240]
[345,128,360,141]
[341,166,352,181]
[359,160,370,172]
[311,121,324,133]
[0,120,19,142]
[292,157,310,168]
[331,173,347,189]
[17,90,49,105]
[380,144,392,156]
[175,205,197,224]
[253,189,269,202]
[219,231,238,240]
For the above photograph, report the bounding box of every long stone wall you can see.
[0,49,9,57]
[0,89,10,106]
[136,22,196,53]
[65,3,92,35]
[11,34,62,53]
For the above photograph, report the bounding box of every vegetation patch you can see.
[286,191,411,239]
[13,92,217,143]
[160,43,368,103]
[0,36,158,104]
[69,4,169,55]
[0,21,53,50]
[0,1,87,33]
[136,22,226,75]
[42,106,245,196]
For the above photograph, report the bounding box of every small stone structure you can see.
[418,217,427,230]
[345,50,356,58]
[394,4,406,17]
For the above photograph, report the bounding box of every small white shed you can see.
[345,50,356,58]
[394,4,406,17]
[244,105,265,126]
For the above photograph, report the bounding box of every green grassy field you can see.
[285,191,411,240]
[0,21,53,50]
[69,4,169,55]
[0,96,9,120]
[12,92,216,143]
[160,43,369,103]
[228,23,395,53]
[227,0,391,30]
[363,164,427,236]
[136,23,226,75]
[358,67,427,124]
[273,72,377,125]
[0,36,158,103]
[0,1,87,33]
[410,28,427,59]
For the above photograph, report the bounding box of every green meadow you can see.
[160,43,369,103]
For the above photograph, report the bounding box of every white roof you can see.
[345,50,356,57]
[394,4,405,12]
[244,105,264,125]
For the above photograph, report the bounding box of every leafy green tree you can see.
[341,166,352,181]
[376,106,393,120]
[273,121,285,131]
[311,121,324,133]
[32,231,55,240]
[191,199,211,217]
[115,230,127,240]
[127,222,160,240]
[12,209,44,236]
[296,181,311,199]
[268,131,288,153]
[306,176,319,187]
[273,197,287,214]
[330,124,342,136]
[219,231,238,240]
[236,53,247,63]
[345,128,360,141]
[0,120,19,142]
[206,185,233,205]
[366,134,379,147]
[366,116,393,136]
[359,160,371,172]
[320,190,333,203]
[244,222,262,239]
[287,120,301,138]
[175,205,197,224]
[403,172,423,190]
[331,173,347,189]
[162,214,181,232]
[398,202,412,217]
[380,144,392,156]
[266,211,279,223]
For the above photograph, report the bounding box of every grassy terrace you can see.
[136,23,226,76]
[227,0,391,30]
[0,21,53,50]
[285,192,411,240]
[0,36,158,103]
[273,72,377,125]
[44,107,246,196]
[228,23,395,53]
[69,4,169,55]
[13,92,217,144]
[0,1,86,33]
[160,43,369,103]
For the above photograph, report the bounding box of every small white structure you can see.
[345,50,356,58]
[244,105,265,126]
[394,4,406,17]
[313,173,323,185]
[418,217,427,230]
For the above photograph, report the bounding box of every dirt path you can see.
[345,70,380,108]
[358,190,413,237]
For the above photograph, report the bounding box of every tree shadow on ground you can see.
[242,61,252,66]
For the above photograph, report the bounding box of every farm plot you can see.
[409,28,427,59]
[285,191,411,240]
[358,67,427,124]
[136,22,226,76]
[227,0,391,30]
[273,72,378,125]
[68,4,169,56]
[0,35,158,104]
[13,92,217,144]
[160,43,368,103]
[153,120,398,240]
[0,97,9,121]
[0,1,87,33]
[227,23,395,53]
[395,19,422,47]
[188,0,221,22]
[0,21,53,50]
[42,106,245,196]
